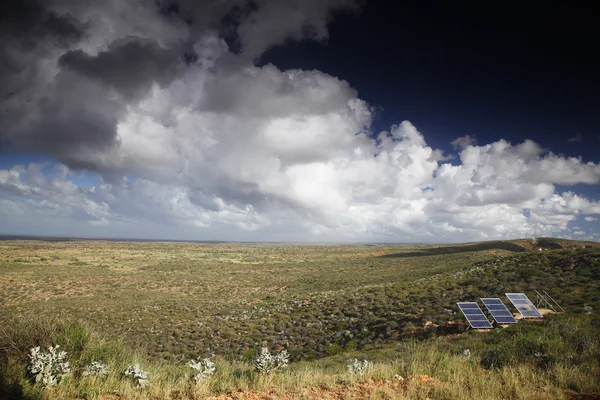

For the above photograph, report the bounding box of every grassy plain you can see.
[1,238,599,399]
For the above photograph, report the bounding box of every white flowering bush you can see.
[124,364,150,388]
[28,345,71,388]
[82,361,109,378]
[347,358,373,375]
[254,347,289,374]
[187,358,215,383]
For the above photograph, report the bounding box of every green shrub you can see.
[480,346,509,370]
[325,343,344,356]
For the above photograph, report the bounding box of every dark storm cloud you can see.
[7,70,123,171]
[0,0,84,99]
[59,38,183,100]
[0,0,83,45]
[0,1,181,171]
[153,0,361,58]
[0,0,107,168]
[0,0,360,173]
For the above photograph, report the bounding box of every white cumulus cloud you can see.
[0,0,598,242]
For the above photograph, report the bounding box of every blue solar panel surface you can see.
[457,302,493,329]
[505,293,543,318]
[481,298,517,324]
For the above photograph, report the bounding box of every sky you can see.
[0,0,598,243]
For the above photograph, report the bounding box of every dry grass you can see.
[1,240,523,360]
[1,238,599,399]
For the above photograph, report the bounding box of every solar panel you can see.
[481,298,517,324]
[457,302,493,329]
[505,293,543,318]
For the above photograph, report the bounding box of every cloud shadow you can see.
[379,241,527,258]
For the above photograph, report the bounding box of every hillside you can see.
[1,239,599,399]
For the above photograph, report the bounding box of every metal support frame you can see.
[535,290,565,313]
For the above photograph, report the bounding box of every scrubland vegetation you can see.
[1,238,599,399]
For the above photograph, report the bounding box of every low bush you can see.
[187,358,215,383]
[28,345,71,388]
[253,347,289,374]
[480,346,508,369]
[347,358,373,375]
[82,360,109,378]
[123,364,150,388]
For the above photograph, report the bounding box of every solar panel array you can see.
[457,302,493,329]
[481,298,517,324]
[505,293,543,318]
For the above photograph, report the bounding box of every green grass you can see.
[0,238,599,398]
